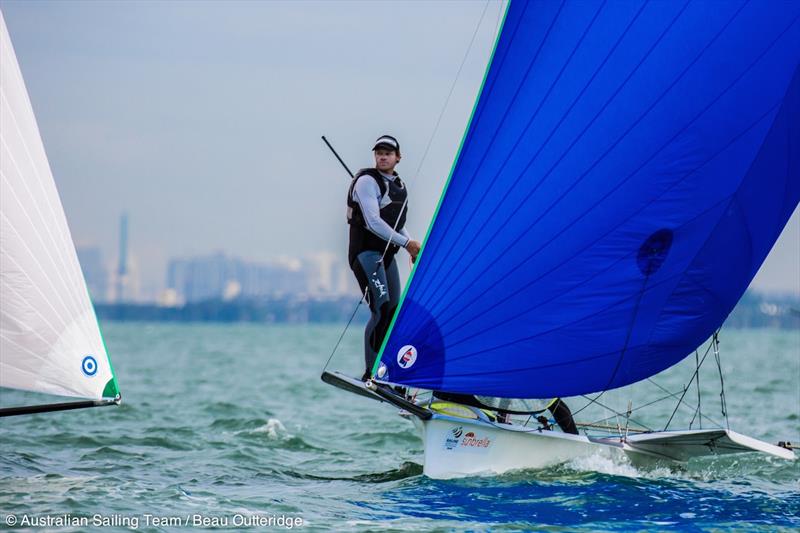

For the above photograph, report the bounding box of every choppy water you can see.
[1,323,798,531]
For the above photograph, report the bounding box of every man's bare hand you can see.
[406,240,422,263]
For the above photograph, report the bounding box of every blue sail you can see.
[377,0,800,398]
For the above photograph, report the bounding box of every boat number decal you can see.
[81,355,98,377]
[444,427,492,452]
[397,345,417,369]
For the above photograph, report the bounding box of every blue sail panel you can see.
[377,1,800,398]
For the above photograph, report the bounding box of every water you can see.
[1,324,798,531]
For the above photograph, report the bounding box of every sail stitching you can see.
[0,90,89,314]
[0,220,72,330]
[425,196,733,369]
[0,278,62,338]
[425,6,792,335]
[417,0,733,317]
[0,306,55,347]
[0,334,71,380]
[439,99,781,346]
[0,168,91,337]
[418,0,640,311]
[0,96,95,344]
[0,208,83,333]
[0,37,90,295]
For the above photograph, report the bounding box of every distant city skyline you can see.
[2,1,797,296]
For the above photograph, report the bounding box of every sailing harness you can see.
[346,168,408,267]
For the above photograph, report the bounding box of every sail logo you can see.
[461,431,491,449]
[81,355,98,377]
[397,345,417,369]
[445,426,463,450]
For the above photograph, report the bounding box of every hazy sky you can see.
[1,1,797,295]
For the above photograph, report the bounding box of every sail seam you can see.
[1,91,96,346]
[0,170,91,337]
[0,279,62,338]
[438,99,782,344]
[0,91,91,327]
[0,218,71,330]
[422,0,741,321]
[428,6,793,334]
[430,194,736,369]
[418,0,638,311]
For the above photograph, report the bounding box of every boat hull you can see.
[412,414,795,478]
[415,415,600,479]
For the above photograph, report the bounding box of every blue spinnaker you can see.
[378,0,800,398]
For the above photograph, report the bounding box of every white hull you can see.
[414,415,602,479]
[413,414,795,479]
[321,372,795,478]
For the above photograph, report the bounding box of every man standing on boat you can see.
[347,135,421,381]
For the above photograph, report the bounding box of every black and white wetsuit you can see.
[347,168,410,377]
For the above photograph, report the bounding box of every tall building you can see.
[114,213,130,302]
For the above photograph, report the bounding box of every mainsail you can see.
[377,1,800,398]
[0,11,119,405]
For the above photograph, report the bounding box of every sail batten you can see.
[1,10,119,401]
[377,1,800,398]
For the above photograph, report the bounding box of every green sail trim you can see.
[89,282,120,399]
[102,377,119,399]
[371,1,512,378]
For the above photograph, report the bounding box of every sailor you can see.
[347,135,421,380]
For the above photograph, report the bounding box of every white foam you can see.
[262,418,288,440]
[565,449,674,479]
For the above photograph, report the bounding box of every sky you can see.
[1,0,797,296]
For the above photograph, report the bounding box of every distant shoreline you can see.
[94,292,799,328]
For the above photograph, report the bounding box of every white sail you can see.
[0,11,118,400]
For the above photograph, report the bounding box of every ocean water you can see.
[1,323,798,532]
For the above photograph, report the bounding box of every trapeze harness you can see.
[346,168,408,266]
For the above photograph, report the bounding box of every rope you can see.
[321,287,368,374]
[409,0,493,182]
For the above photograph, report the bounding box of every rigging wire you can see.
[693,348,702,429]
[580,334,725,431]
[574,392,653,431]
[712,332,729,429]
[663,331,720,431]
[322,1,495,374]
[648,375,723,429]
